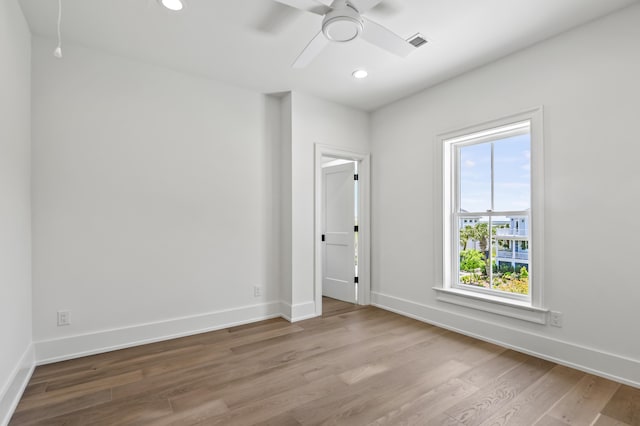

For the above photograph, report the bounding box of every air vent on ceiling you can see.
[406,33,428,48]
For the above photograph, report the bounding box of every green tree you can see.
[520,266,529,278]
[471,222,496,276]
[472,222,490,252]
[459,225,474,250]
[460,249,485,282]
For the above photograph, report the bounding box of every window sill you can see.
[433,287,548,324]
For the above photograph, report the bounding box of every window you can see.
[454,122,531,301]
[436,108,545,322]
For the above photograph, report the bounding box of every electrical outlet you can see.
[253,286,262,297]
[57,310,70,326]
[549,311,563,327]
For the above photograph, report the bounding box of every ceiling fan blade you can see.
[361,17,414,57]
[292,31,330,68]
[348,0,384,13]
[254,2,300,34]
[273,0,331,15]
[366,0,403,17]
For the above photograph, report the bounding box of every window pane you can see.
[460,143,491,213]
[494,134,531,212]
[492,216,529,295]
[458,216,490,289]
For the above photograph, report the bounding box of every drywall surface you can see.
[371,4,640,384]
[0,0,33,420]
[31,38,281,359]
[279,94,293,311]
[288,92,370,314]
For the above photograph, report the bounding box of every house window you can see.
[438,108,544,317]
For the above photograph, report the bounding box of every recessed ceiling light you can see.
[159,0,183,11]
[352,69,368,79]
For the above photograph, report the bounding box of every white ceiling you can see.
[19,0,638,111]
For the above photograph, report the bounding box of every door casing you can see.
[314,144,371,316]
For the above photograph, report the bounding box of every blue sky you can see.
[459,134,530,213]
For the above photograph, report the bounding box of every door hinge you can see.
[354,174,359,181]
[354,277,359,283]
[354,225,358,232]
[321,234,325,242]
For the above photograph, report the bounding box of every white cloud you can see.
[523,150,531,159]
[464,160,476,168]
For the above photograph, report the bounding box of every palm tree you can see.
[471,222,496,277]
[472,222,490,253]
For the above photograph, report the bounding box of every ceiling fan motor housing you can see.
[322,4,363,42]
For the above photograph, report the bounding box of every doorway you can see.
[314,145,370,317]
[321,159,357,304]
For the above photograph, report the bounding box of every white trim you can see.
[35,301,282,365]
[433,287,547,324]
[279,301,293,322]
[435,107,544,312]
[445,121,530,145]
[280,301,318,323]
[371,292,640,388]
[314,144,371,314]
[0,344,35,426]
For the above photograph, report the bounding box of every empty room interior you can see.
[2,0,640,424]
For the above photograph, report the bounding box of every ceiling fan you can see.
[273,0,416,68]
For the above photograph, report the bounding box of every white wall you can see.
[0,0,33,422]
[283,92,370,319]
[371,4,640,386]
[31,38,282,362]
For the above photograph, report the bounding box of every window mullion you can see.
[453,145,461,288]
[489,215,493,290]
[491,142,495,212]
[490,142,495,290]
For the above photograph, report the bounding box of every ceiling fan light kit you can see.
[274,0,419,68]
[322,5,363,42]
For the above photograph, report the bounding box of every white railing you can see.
[497,250,529,260]
[496,228,528,237]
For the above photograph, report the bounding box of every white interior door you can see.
[322,162,356,303]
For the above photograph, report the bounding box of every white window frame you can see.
[434,108,547,324]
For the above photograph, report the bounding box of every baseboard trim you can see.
[279,301,318,323]
[291,301,317,322]
[0,344,35,426]
[371,291,640,388]
[35,301,282,365]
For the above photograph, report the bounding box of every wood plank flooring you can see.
[11,298,640,425]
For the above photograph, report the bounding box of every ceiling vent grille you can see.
[407,33,428,48]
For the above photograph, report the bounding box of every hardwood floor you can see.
[321,296,366,318]
[11,299,640,425]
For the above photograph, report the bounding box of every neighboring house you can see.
[495,216,529,271]
[461,217,480,227]
[460,212,480,250]
[460,214,529,271]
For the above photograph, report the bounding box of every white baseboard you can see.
[279,301,317,323]
[291,301,317,322]
[35,301,282,365]
[0,344,35,426]
[371,292,640,388]
[280,301,292,321]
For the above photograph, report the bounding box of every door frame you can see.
[314,144,371,316]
